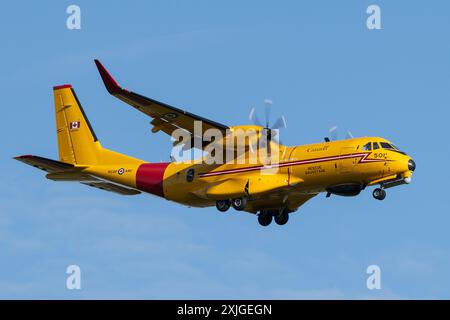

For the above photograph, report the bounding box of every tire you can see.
[373,188,386,200]
[274,211,289,225]
[216,199,231,212]
[258,212,273,226]
[231,197,247,211]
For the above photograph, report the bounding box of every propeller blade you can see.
[258,128,269,148]
[266,128,273,156]
[329,126,338,141]
[346,130,354,139]
[264,99,273,128]
[271,129,283,142]
[249,140,255,154]
[271,115,287,130]
[249,107,263,127]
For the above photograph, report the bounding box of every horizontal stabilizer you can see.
[82,182,141,195]
[14,155,74,172]
[45,171,97,182]
[14,155,140,196]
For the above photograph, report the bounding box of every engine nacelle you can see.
[326,183,363,197]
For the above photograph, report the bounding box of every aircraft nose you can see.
[408,158,416,172]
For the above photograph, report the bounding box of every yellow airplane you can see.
[14,60,416,227]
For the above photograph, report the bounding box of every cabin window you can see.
[186,169,195,182]
[361,142,371,151]
[372,142,380,150]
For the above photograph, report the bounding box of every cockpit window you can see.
[380,142,395,150]
[362,142,371,151]
[373,142,380,150]
[380,142,406,154]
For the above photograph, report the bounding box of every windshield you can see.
[380,142,395,150]
[380,141,406,154]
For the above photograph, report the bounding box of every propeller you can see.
[346,130,354,139]
[329,125,338,141]
[249,99,287,156]
[324,126,355,142]
[264,99,272,128]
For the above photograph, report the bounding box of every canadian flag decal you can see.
[69,121,81,130]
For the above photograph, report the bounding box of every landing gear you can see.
[274,209,289,225]
[216,199,231,212]
[231,197,247,211]
[257,208,290,226]
[258,211,273,227]
[217,197,247,212]
[373,188,386,200]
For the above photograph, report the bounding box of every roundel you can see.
[118,168,125,175]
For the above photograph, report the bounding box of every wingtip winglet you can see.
[94,59,122,95]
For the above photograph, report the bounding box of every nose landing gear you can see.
[373,188,386,200]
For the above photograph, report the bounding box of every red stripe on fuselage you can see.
[198,152,387,178]
[136,163,170,197]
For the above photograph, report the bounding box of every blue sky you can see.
[1,0,449,299]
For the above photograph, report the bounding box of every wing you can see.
[286,193,317,212]
[190,173,303,199]
[94,59,229,142]
[248,192,317,213]
[14,155,140,196]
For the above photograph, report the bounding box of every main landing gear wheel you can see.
[231,197,247,211]
[216,199,231,212]
[274,210,289,225]
[258,211,273,227]
[373,188,386,200]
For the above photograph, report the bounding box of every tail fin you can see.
[53,84,142,166]
[15,84,145,196]
[54,84,101,165]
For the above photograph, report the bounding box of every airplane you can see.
[14,59,416,227]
